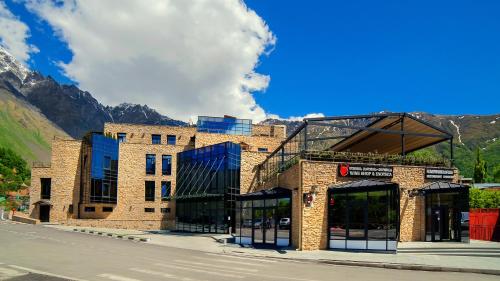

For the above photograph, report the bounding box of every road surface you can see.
[0,221,497,281]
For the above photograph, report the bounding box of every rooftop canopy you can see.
[258,113,454,183]
[307,113,453,155]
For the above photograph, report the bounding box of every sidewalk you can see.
[46,224,500,275]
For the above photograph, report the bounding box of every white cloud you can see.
[268,112,325,122]
[0,1,38,64]
[25,0,276,122]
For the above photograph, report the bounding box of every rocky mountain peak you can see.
[0,46,30,82]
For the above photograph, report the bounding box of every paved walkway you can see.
[46,224,500,274]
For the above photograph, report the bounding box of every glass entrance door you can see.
[431,207,443,241]
[253,207,275,245]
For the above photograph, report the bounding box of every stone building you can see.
[30,113,469,251]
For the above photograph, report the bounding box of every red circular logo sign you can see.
[339,163,349,177]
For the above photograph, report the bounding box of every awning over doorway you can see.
[238,187,291,200]
[420,182,469,194]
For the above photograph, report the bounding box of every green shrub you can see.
[469,188,500,208]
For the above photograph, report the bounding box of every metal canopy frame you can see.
[258,113,454,183]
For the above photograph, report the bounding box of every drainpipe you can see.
[298,160,303,251]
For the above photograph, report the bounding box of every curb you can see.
[222,252,500,276]
[72,228,150,243]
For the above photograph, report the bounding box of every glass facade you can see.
[328,184,399,251]
[197,116,252,135]
[235,190,292,247]
[425,189,469,242]
[175,142,241,233]
[90,134,118,203]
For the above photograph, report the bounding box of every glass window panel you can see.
[146,154,156,175]
[348,191,366,239]
[368,190,387,240]
[145,181,155,201]
[167,135,176,145]
[152,134,161,144]
[329,192,347,239]
[162,155,172,175]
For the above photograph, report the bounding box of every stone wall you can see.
[104,123,197,147]
[240,151,269,194]
[283,160,459,250]
[195,132,283,153]
[252,124,286,138]
[29,139,82,222]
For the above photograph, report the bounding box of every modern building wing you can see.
[29,113,468,252]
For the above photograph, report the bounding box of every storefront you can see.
[422,182,469,242]
[328,180,400,251]
[234,187,292,247]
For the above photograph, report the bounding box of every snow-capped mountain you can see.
[0,47,30,82]
[0,47,186,138]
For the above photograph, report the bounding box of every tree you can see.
[0,147,30,196]
[492,164,500,183]
[473,148,487,183]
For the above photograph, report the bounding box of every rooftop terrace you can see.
[258,113,454,182]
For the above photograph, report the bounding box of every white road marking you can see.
[130,268,207,281]
[8,265,89,281]
[205,252,278,263]
[98,273,143,281]
[167,260,320,281]
[174,259,260,272]
[0,267,25,278]
[155,263,244,279]
[193,256,268,267]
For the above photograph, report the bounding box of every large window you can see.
[152,134,161,144]
[89,134,119,204]
[328,184,399,251]
[161,181,171,201]
[167,135,176,145]
[146,154,156,175]
[41,178,51,200]
[175,142,241,234]
[162,155,172,175]
[145,181,155,201]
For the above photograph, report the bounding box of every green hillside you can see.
[0,89,69,164]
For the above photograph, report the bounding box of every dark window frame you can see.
[152,134,162,144]
[84,206,95,212]
[145,208,155,213]
[145,181,155,201]
[161,208,171,214]
[117,133,126,143]
[161,181,171,201]
[167,135,176,145]
[102,206,113,212]
[41,178,52,200]
[162,155,172,176]
[146,154,156,175]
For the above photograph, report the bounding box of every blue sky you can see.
[2,0,500,120]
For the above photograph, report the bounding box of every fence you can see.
[470,208,500,242]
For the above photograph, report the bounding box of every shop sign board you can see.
[338,163,393,178]
[425,168,454,180]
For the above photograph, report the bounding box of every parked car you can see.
[279,218,290,229]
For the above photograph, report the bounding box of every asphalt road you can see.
[0,221,497,281]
